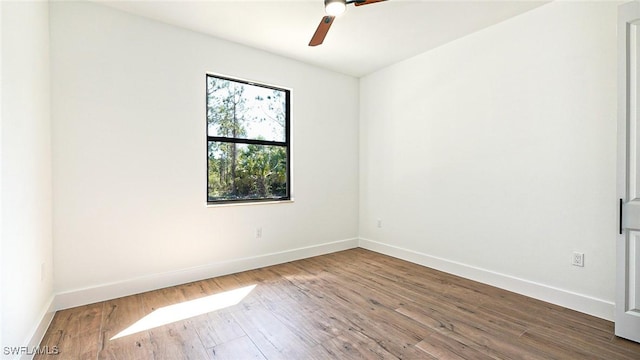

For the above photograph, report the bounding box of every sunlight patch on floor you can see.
[111,284,256,340]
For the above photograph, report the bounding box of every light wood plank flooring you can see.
[36,248,640,359]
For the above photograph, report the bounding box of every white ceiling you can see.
[96,0,548,77]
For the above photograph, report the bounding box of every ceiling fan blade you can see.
[354,0,386,6]
[309,16,335,47]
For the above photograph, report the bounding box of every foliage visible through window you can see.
[206,75,290,203]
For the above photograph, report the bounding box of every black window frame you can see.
[206,74,291,205]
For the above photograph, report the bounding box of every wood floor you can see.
[37,248,640,360]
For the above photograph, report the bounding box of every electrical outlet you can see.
[572,252,584,267]
[41,262,46,281]
[256,227,262,239]
[377,219,382,228]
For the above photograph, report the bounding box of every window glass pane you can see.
[208,141,288,202]
[207,76,286,142]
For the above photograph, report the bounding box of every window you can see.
[206,74,291,204]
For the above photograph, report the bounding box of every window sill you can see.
[206,199,295,208]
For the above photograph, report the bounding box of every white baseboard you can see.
[53,238,359,311]
[358,238,615,321]
[48,236,613,334]
[14,296,56,360]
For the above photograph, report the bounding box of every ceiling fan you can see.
[309,0,387,46]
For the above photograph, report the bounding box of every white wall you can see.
[359,1,618,319]
[1,1,4,354]
[50,2,359,302]
[1,1,54,357]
